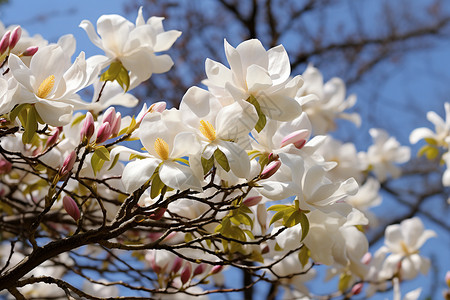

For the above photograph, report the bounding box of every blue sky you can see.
[1,0,449,299]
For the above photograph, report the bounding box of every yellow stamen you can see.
[199,120,216,141]
[154,138,169,160]
[36,75,55,99]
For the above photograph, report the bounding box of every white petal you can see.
[79,20,104,50]
[267,44,290,84]
[122,158,159,193]
[159,161,202,192]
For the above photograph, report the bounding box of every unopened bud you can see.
[171,257,183,274]
[80,112,95,142]
[45,127,61,149]
[21,46,38,57]
[361,252,372,265]
[280,129,309,148]
[260,160,281,179]
[0,31,10,55]
[95,122,111,144]
[210,265,223,275]
[243,196,262,207]
[148,252,161,273]
[351,283,363,295]
[149,101,166,113]
[63,196,80,221]
[193,264,206,277]
[149,207,166,220]
[0,158,12,174]
[110,112,121,137]
[59,151,76,176]
[180,263,192,285]
[102,107,116,126]
[9,26,21,50]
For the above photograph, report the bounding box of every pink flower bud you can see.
[260,160,281,179]
[351,283,363,295]
[0,31,10,55]
[9,26,21,50]
[59,151,77,176]
[280,129,309,148]
[148,252,161,273]
[171,257,183,274]
[193,264,206,277]
[294,139,306,149]
[268,152,279,162]
[149,101,166,113]
[0,158,12,174]
[45,127,61,149]
[21,46,38,56]
[80,112,95,141]
[95,122,112,144]
[102,107,116,126]
[110,112,121,137]
[63,196,80,221]
[180,263,192,285]
[243,196,262,207]
[149,208,166,220]
[210,265,223,275]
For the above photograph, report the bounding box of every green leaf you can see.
[185,232,193,243]
[299,212,309,241]
[100,60,130,92]
[250,250,264,263]
[9,103,29,122]
[274,243,283,251]
[269,210,285,226]
[247,95,267,133]
[108,154,120,171]
[22,106,38,144]
[258,153,269,169]
[214,148,230,172]
[94,146,110,161]
[91,151,106,176]
[284,210,302,227]
[201,155,215,175]
[116,64,130,92]
[267,204,291,212]
[424,137,438,146]
[150,172,165,199]
[298,246,310,268]
[338,273,352,293]
[243,230,255,240]
[126,117,137,134]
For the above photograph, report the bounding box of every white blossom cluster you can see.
[0,8,438,300]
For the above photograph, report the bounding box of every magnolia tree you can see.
[0,8,448,300]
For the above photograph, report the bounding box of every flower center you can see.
[154,138,169,160]
[36,75,55,99]
[199,120,216,141]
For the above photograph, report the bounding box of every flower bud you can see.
[0,158,12,174]
[63,196,80,222]
[147,252,161,273]
[0,31,10,55]
[243,196,262,207]
[9,26,21,50]
[102,107,116,126]
[351,283,363,295]
[59,151,77,176]
[280,129,309,148]
[180,263,192,285]
[260,160,281,179]
[95,122,112,144]
[45,127,61,149]
[171,257,183,274]
[149,207,166,220]
[268,152,279,162]
[361,252,372,265]
[193,264,206,277]
[149,101,166,113]
[21,46,38,57]
[110,112,121,137]
[210,265,223,275]
[80,112,95,142]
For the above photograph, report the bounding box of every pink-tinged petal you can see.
[180,263,192,285]
[246,64,272,93]
[260,160,281,179]
[193,264,206,276]
[95,122,112,144]
[59,151,77,176]
[79,20,103,50]
[21,46,38,57]
[267,45,290,84]
[0,158,12,174]
[210,265,224,274]
[9,26,21,50]
[63,196,80,221]
[0,30,10,54]
[102,107,116,125]
[159,161,203,192]
[80,112,95,141]
[171,256,183,273]
[122,158,159,193]
[243,196,262,207]
[280,129,309,148]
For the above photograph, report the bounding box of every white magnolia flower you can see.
[80,7,181,90]
[297,64,360,135]
[204,39,303,122]
[122,109,203,193]
[378,217,436,280]
[345,177,382,226]
[410,102,450,148]
[393,277,422,300]
[7,44,97,126]
[360,128,410,182]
